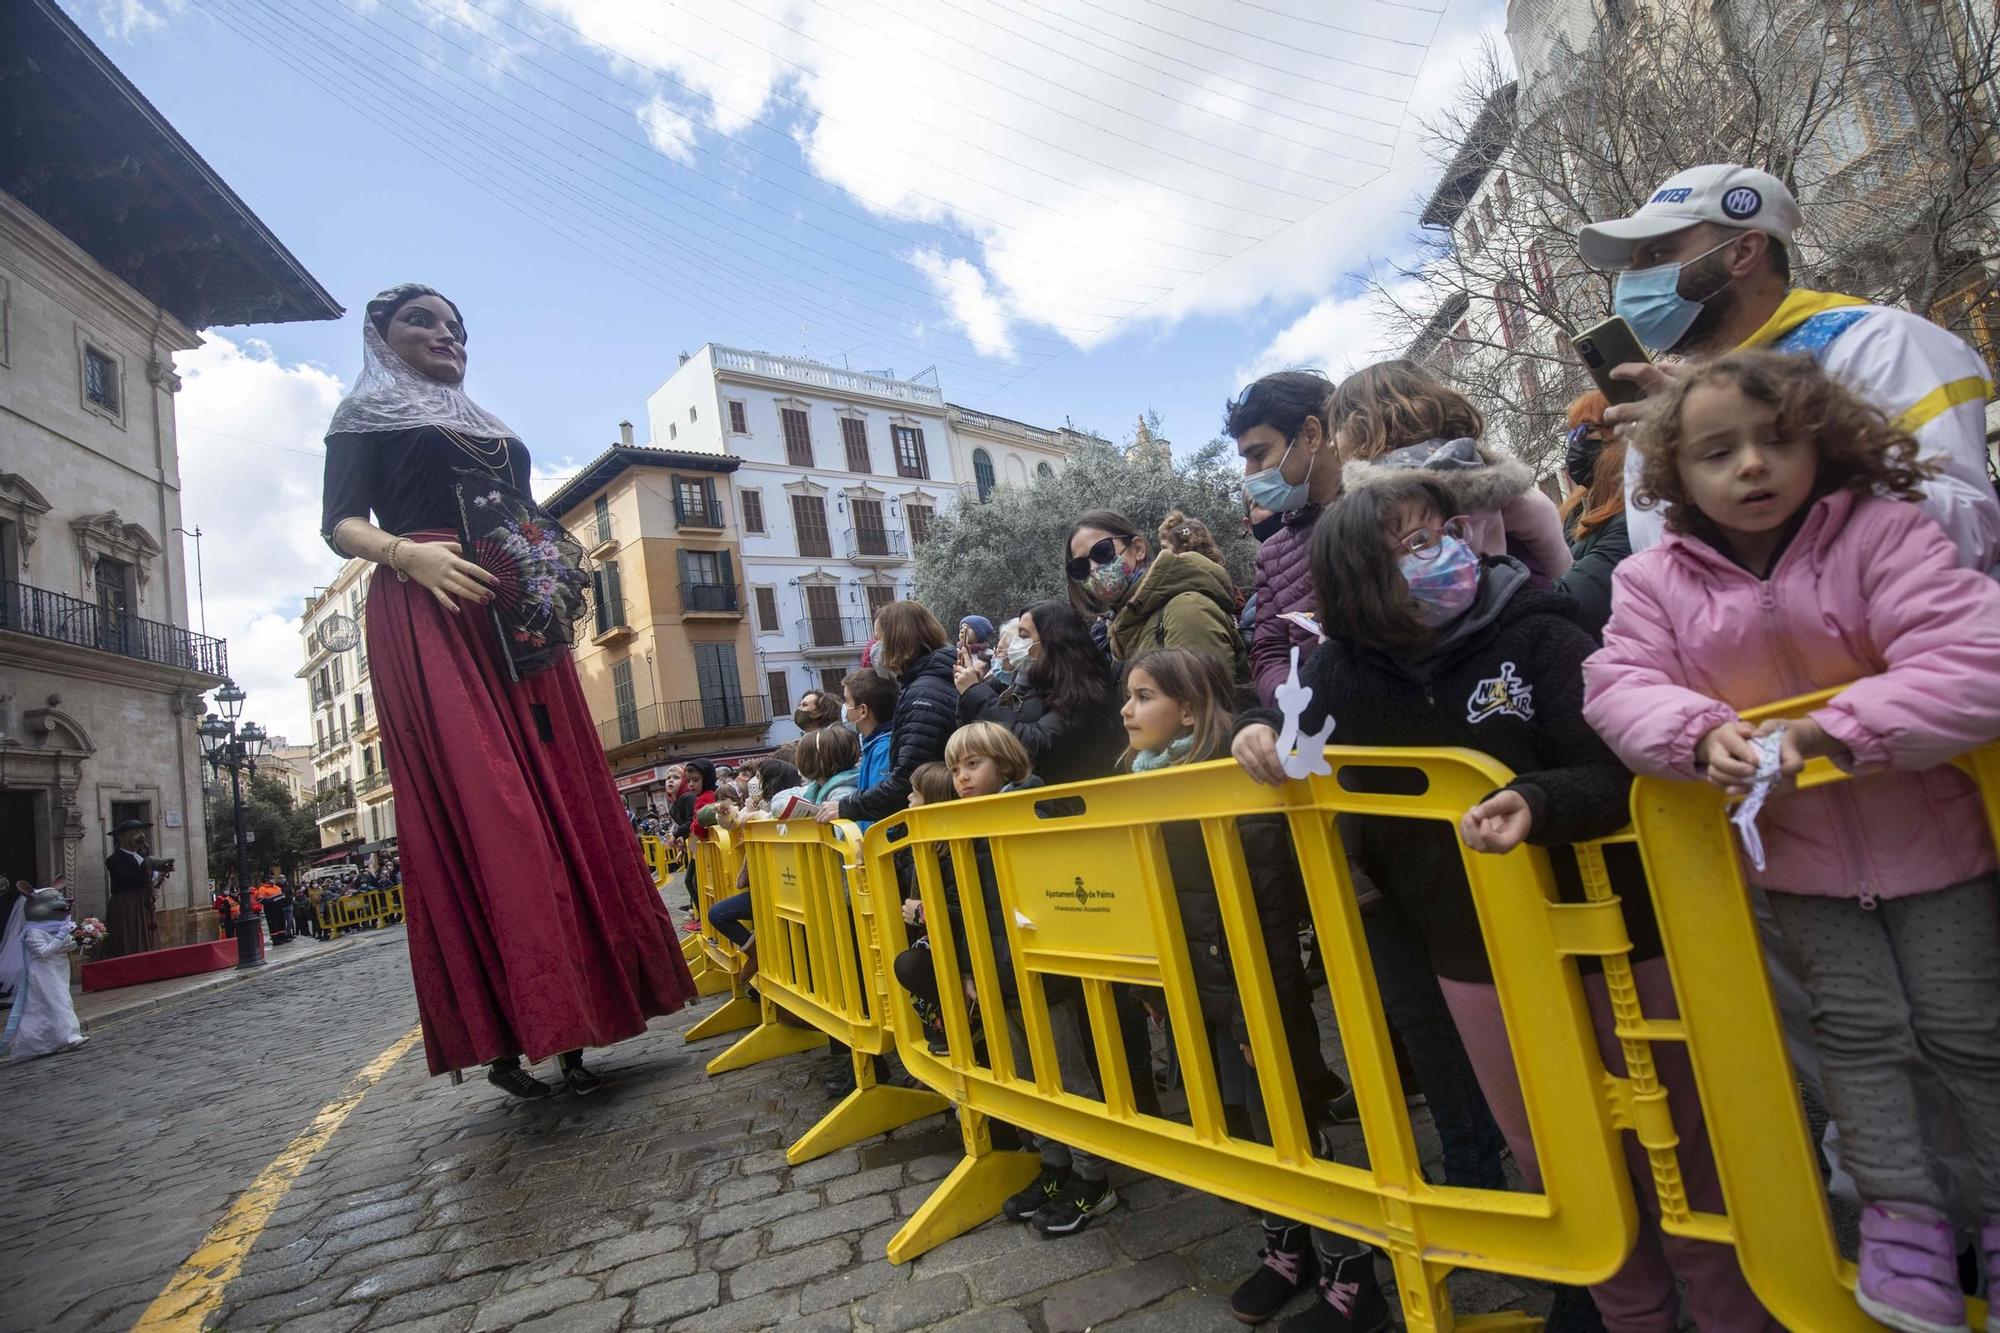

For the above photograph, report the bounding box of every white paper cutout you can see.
[1279,610,1326,643]
[1012,910,1034,929]
[1275,646,1335,779]
[1730,727,1787,872]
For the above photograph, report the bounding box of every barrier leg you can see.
[885,1109,1039,1265]
[681,933,704,963]
[686,992,760,1042]
[706,1009,826,1075]
[692,960,732,998]
[786,1049,948,1165]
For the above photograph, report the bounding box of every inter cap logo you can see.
[1721,186,1762,219]
[1651,187,1693,204]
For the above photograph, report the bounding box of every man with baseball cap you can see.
[1579,163,1998,573]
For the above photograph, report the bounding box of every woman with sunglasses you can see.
[1231,472,1770,1333]
[1063,510,1248,692]
[1553,390,1633,639]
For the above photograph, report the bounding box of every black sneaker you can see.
[558,1052,604,1097]
[1230,1225,1318,1324]
[485,1058,551,1100]
[1277,1250,1390,1333]
[1032,1174,1118,1238]
[1002,1164,1069,1223]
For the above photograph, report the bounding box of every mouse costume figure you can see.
[2,880,86,1062]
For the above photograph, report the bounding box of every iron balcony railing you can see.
[844,527,907,560]
[312,730,350,759]
[316,782,356,820]
[674,498,724,529]
[681,582,740,613]
[795,615,870,650]
[597,695,773,749]
[592,598,630,638]
[354,770,392,797]
[589,509,617,548]
[1,580,228,678]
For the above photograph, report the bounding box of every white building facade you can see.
[647,346,960,745]
[297,558,396,854]
[944,405,1085,505]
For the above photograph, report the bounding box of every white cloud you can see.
[637,97,698,165]
[91,0,182,39]
[911,248,1016,361]
[522,0,1506,359]
[1234,274,1426,385]
[173,336,347,750]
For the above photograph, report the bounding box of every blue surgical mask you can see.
[1612,237,1737,353]
[1398,536,1481,628]
[1242,436,1316,514]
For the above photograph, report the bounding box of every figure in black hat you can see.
[103,819,167,958]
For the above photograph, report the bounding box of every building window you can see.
[819,666,847,695]
[675,477,719,527]
[669,422,678,441]
[767,670,790,718]
[1494,281,1527,349]
[689,406,697,423]
[84,346,120,415]
[804,584,843,645]
[678,547,736,612]
[331,654,345,693]
[93,556,134,652]
[593,495,612,546]
[1494,170,1511,212]
[1480,198,1496,232]
[841,417,871,473]
[972,449,996,503]
[693,642,746,728]
[728,400,748,434]
[741,489,765,534]
[1036,461,1055,481]
[781,407,813,467]
[892,425,929,479]
[851,498,889,556]
[906,504,934,544]
[864,583,895,618]
[791,494,832,558]
[593,559,626,635]
[612,659,639,745]
[1464,216,1482,255]
[1528,240,1556,305]
[754,585,780,632]
[1516,361,1543,409]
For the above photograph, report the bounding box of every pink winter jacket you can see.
[1582,492,2000,899]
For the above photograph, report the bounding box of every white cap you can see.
[1577,164,1802,269]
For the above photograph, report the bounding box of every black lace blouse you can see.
[320,426,531,554]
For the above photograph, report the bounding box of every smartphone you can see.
[1570,316,1651,406]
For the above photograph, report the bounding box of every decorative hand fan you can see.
[452,471,594,682]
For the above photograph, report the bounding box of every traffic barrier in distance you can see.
[681,828,760,1034]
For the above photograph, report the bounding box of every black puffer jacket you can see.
[958,675,1125,787]
[839,645,958,824]
[1239,560,1659,985]
[1554,510,1631,640]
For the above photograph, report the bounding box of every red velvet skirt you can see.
[366,534,695,1076]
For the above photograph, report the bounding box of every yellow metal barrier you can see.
[648,833,732,998]
[320,885,404,940]
[678,829,759,1031]
[865,754,1643,1323]
[641,834,686,888]
[710,818,948,1164]
[1627,691,1997,1333]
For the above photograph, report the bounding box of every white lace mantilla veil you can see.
[325,292,518,441]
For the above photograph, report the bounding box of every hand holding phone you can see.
[1570,316,1652,407]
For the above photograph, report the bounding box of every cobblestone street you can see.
[0,929,1550,1332]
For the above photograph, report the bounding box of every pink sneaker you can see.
[1856,1203,1966,1333]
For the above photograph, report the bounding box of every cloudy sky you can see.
[75,0,1504,742]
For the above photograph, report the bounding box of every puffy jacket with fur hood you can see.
[1342,437,1574,583]
[1584,492,2000,899]
[1107,549,1249,689]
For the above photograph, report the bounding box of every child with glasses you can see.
[1233,473,1778,1332]
[1332,359,1574,585]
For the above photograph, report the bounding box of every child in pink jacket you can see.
[1582,350,2000,1333]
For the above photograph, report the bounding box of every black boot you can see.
[1543,1284,1607,1332]
[1278,1246,1390,1333]
[486,1057,552,1099]
[558,1050,603,1096]
[1230,1222,1318,1324]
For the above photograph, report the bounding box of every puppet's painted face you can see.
[24,887,73,921]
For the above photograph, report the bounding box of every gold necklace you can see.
[436,424,511,471]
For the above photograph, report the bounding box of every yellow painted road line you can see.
[132,1025,424,1333]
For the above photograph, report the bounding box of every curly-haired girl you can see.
[1584,349,2000,1333]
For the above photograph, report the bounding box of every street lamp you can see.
[198,683,271,970]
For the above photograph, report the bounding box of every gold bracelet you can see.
[386,537,410,582]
